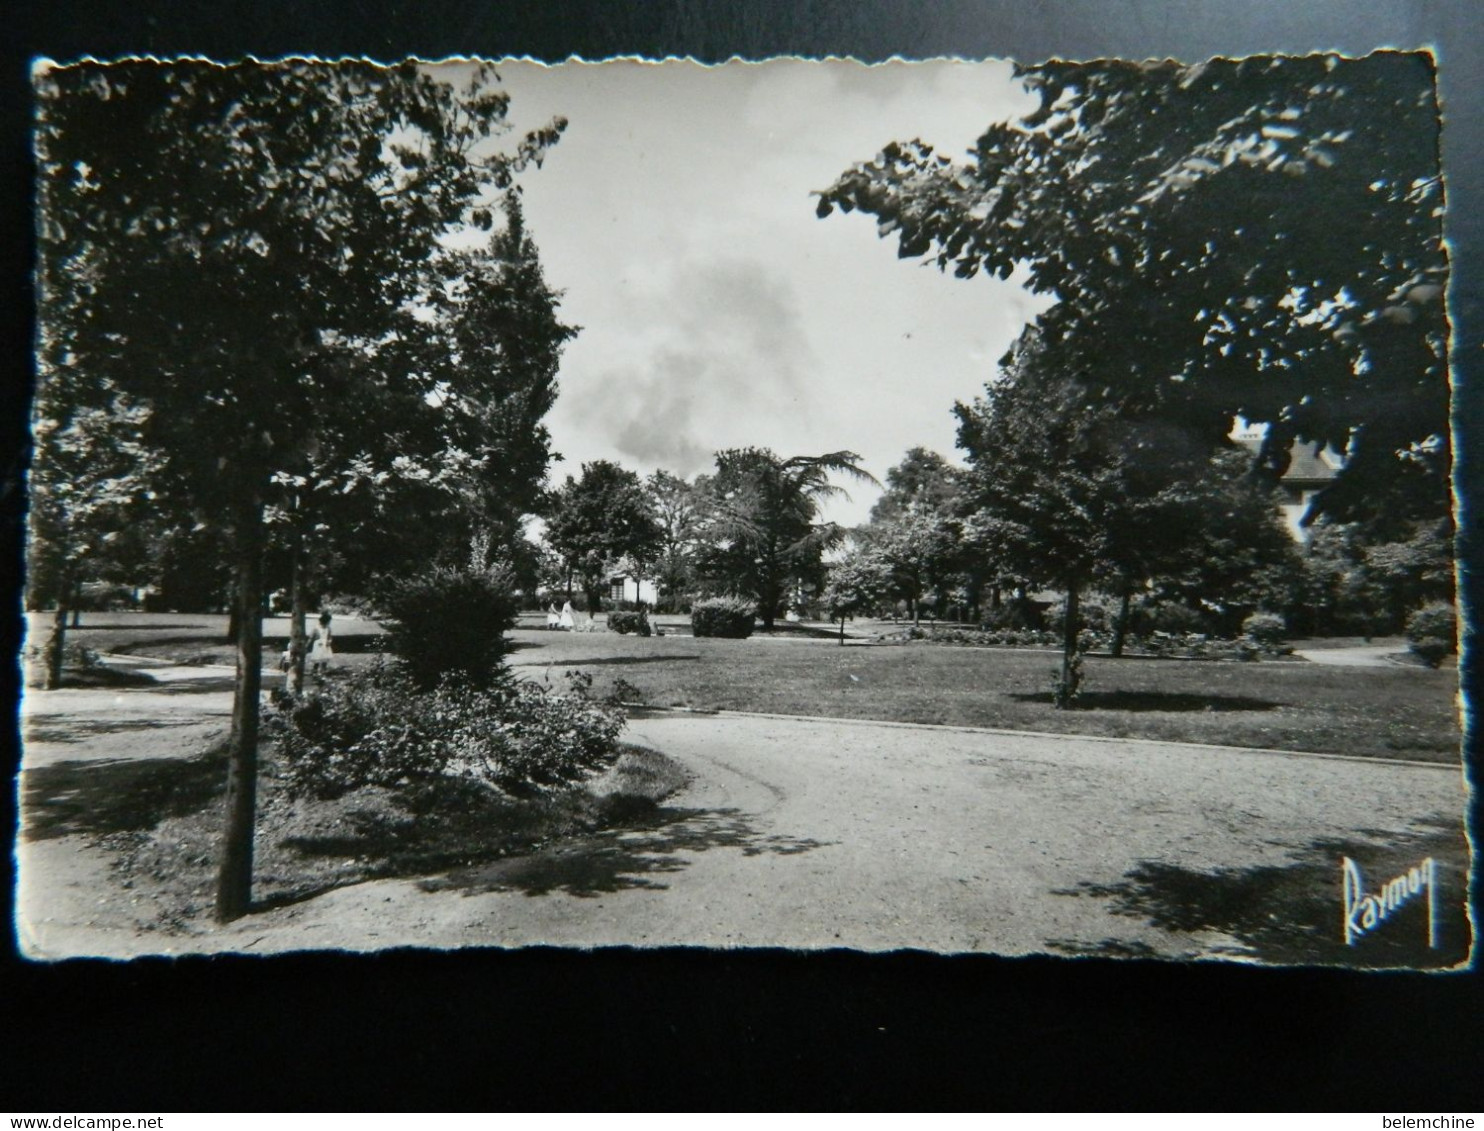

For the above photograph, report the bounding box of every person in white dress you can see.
[309,612,335,674]
[559,601,575,630]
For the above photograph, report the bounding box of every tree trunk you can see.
[288,533,308,696]
[1058,581,1081,709]
[839,615,846,646]
[43,590,71,691]
[69,577,82,627]
[1111,586,1132,658]
[216,523,265,923]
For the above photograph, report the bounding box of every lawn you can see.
[503,625,1461,761]
[33,611,1462,760]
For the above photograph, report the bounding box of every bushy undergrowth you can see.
[265,659,625,800]
[1406,602,1457,668]
[691,596,756,639]
[1242,612,1288,646]
[378,566,519,689]
[607,609,652,636]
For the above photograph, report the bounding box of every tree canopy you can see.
[545,460,662,610]
[819,53,1448,524]
[34,59,567,919]
[694,448,876,628]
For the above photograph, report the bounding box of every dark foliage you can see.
[690,596,756,639]
[378,566,519,689]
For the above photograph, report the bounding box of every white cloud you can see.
[462,59,1054,524]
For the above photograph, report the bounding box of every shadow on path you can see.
[418,805,830,898]
[1048,816,1470,967]
[21,747,227,842]
[25,716,219,746]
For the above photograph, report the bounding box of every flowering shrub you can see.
[265,660,625,799]
[691,596,756,638]
[1406,602,1457,668]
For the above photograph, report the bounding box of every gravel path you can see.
[1292,645,1414,668]
[17,663,1468,961]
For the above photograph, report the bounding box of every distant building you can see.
[607,573,658,606]
[1231,421,1343,542]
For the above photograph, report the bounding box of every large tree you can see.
[819,53,1449,526]
[695,448,876,629]
[544,460,662,612]
[646,469,704,610]
[26,378,159,688]
[35,60,566,920]
[954,331,1291,697]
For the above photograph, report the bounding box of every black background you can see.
[4,1,1481,1112]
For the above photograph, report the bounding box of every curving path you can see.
[19,657,1469,962]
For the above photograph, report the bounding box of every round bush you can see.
[1242,612,1288,645]
[378,565,519,689]
[607,609,652,636]
[1406,602,1457,668]
[1406,602,1457,647]
[1045,598,1111,635]
[1146,602,1210,635]
[691,596,756,638]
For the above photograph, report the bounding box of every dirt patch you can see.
[89,741,694,937]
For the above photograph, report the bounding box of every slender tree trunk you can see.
[216,520,265,923]
[1058,581,1081,709]
[288,533,308,695]
[43,574,73,691]
[839,614,846,646]
[912,596,920,629]
[69,578,82,628]
[1111,586,1133,658]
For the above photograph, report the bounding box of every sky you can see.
[449,59,1053,526]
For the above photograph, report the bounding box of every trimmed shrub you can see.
[1407,602,1457,668]
[1242,612,1288,646]
[1145,602,1211,635]
[1045,597,1111,635]
[266,660,625,799]
[982,598,1046,631]
[691,596,756,639]
[607,610,652,636]
[378,565,519,689]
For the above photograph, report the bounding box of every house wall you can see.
[609,576,658,605]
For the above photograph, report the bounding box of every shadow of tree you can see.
[20,746,227,842]
[1010,690,1282,712]
[131,677,240,695]
[415,805,831,897]
[52,668,158,690]
[1047,816,1470,967]
[25,716,219,745]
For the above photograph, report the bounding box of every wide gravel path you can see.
[20,674,1464,959]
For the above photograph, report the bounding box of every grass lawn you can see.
[503,626,1461,761]
[33,611,1462,760]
